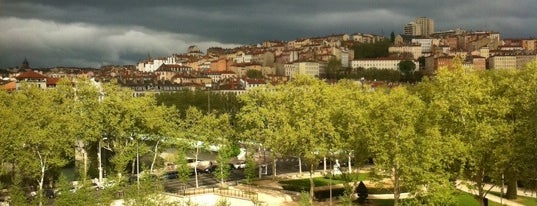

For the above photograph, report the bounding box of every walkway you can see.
[456,181,525,206]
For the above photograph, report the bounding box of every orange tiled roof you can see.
[16,70,47,79]
[46,77,60,85]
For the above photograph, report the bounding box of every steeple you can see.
[22,58,30,69]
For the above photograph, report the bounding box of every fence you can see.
[177,187,258,201]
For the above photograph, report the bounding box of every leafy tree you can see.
[353,39,391,59]
[398,60,416,76]
[238,75,338,201]
[368,87,453,205]
[246,69,263,79]
[325,57,342,80]
[415,64,510,206]
[390,31,395,43]
[156,90,242,117]
[175,148,192,186]
[8,81,76,205]
[215,144,234,188]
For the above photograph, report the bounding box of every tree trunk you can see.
[323,156,327,174]
[272,158,277,177]
[194,146,199,188]
[476,169,485,206]
[150,141,160,174]
[505,168,518,199]
[309,163,315,203]
[393,167,400,206]
[348,154,352,173]
[298,157,302,176]
[131,159,136,176]
[220,167,224,187]
[36,150,45,206]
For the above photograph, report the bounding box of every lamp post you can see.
[360,77,365,90]
[136,137,140,191]
[98,136,107,187]
[98,89,105,187]
[501,173,504,205]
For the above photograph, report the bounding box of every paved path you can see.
[456,181,524,206]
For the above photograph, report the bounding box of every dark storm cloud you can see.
[1,0,536,68]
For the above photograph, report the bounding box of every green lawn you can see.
[489,191,537,206]
[456,192,502,206]
[279,177,347,191]
[278,172,370,190]
[369,193,502,206]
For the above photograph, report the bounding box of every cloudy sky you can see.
[1,0,536,68]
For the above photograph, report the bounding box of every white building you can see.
[234,51,253,64]
[411,38,438,53]
[351,58,419,71]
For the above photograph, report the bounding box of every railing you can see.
[176,187,258,201]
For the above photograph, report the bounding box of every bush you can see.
[356,181,368,204]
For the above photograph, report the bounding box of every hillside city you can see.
[2,17,537,206]
[2,17,536,93]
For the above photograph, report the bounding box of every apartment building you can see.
[284,61,326,79]
[388,44,423,59]
[404,17,434,37]
[351,58,419,71]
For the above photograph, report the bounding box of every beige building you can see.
[388,44,423,59]
[416,17,434,37]
[284,61,326,79]
[404,17,434,37]
[487,54,537,69]
[488,56,517,69]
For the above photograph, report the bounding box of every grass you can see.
[489,191,537,206]
[368,193,503,206]
[278,172,370,192]
[278,177,345,188]
[456,192,502,206]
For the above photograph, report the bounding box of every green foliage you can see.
[175,149,192,184]
[246,69,263,79]
[156,90,242,116]
[299,191,313,206]
[398,60,416,75]
[244,154,257,184]
[324,57,343,80]
[215,145,233,187]
[353,39,391,59]
[340,67,401,82]
[214,198,232,206]
[339,180,355,206]
[356,181,368,203]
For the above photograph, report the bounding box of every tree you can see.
[390,31,395,43]
[415,64,510,206]
[238,75,339,201]
[246,69,263,79]
[353,39,391,59]
[325,57,342,80]
[367,87,433,206]
[8,81,76,206]
[398,60,416,76]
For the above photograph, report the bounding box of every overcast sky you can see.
[1,0,536,68]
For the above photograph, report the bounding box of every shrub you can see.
[356,181,368,204]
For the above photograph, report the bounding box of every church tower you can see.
[22,58,30,70]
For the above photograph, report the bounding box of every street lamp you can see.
[98,136,107,187]
[360,77,365,90]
